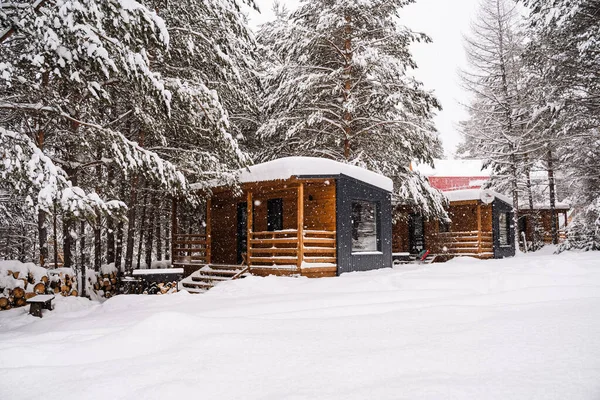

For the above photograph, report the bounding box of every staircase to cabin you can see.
[178,264,248,293]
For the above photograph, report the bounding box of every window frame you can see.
[350,199,381,254]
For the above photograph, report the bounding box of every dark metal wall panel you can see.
[492,198,516,258]
[336,174,393,274]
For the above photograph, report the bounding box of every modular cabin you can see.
[172,157,393,279]
[518,203,570,245]
[393,189,516,259]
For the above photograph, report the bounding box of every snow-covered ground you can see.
[1,248,600,400]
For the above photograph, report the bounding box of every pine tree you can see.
[522,0,600,249]
[256,0,447,217]
[458,0,537,247]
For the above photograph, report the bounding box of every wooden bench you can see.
[26,295,55,318]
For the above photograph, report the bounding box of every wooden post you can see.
[476,203,482,257]
[246,191,253,267]
[297,183,304,272]
[171,197,178,265]
[206,198,212,264]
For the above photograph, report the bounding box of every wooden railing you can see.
[434,231,493,259]
[172,233,208,266]
[248,229,336,269]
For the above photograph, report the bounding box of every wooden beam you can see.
[247,191,253,267]
[297,182,304,271]
[206,197,212,264]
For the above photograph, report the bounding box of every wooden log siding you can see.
[248,229,337,276]
[433,231,494,259]
[173,178,339,277]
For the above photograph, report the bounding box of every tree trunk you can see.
[510,153,520,249]
[342,14,353,160]
[106,218,115,264]
[94,219,101,271]
[155,198,162,261]
[79,220,86,297]
[124,176,139,274]
[137,189,149,269]
[165,210,170,261]
[547,149,558,245]
[115,221,124,272]
[106,167,115,264]
[524,153,539,250]
[53,201,59,268]
[145,192,156,269]
[63,217,73,268]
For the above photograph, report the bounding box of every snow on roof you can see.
[198,157,393,192]
[445,189,513,206]
[415,159,491,178]
[520,202,571,210]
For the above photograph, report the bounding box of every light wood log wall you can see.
[210,180,336,266]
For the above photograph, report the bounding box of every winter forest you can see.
[1,0,600,285]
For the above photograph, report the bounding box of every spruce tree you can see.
[256,0,446,217]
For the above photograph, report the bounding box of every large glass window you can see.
[499,212,510,246]
[351,200,380,252]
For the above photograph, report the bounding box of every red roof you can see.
[428,176,489,192]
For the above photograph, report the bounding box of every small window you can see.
[351,200,380,252]
[498,212,510,246]
[267,198,283,231]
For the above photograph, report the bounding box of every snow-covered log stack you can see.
[88,263,120,299]
[143,281,178,295]
[0,261,64,310]
[48,268,79,297]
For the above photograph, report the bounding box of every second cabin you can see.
[393,189,516,260]
[172,157,393,278]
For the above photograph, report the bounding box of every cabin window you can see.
[267,198,284,231]
[498,212,510,246]
[351,200,380,252]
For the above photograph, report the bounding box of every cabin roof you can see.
[519,202,570,211]
[415,159,491,178]
[194,157,393,192]
[445,188,513,206]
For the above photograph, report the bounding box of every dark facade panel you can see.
[336,174,393,274]
[492,198,516,258]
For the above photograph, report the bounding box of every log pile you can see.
[48,270,78,297]
[91,271,119,298]
[121,278,178,295]
[144,281,178,295]
[0,268,78,311]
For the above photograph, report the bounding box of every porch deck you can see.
[171,229,337,278]
[433,230,494,259]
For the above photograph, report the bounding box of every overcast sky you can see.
[246,0,480,157]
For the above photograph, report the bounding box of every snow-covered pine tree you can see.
[1,0,259,271]
[256,0,447,217]
[522,0,600,250]
[458,0,538,248]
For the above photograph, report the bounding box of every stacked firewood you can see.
[143,281,178,295]
[48,271,78,297]
[92,271,119,298]
[0,269,79,311]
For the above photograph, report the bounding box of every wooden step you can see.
[192,275,232,282]
[303,257,336,263]
[178,264,249,294]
